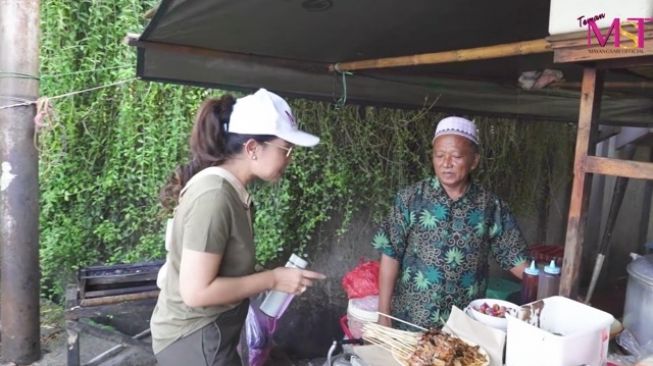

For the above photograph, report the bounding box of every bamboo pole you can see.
[329,38,551,72]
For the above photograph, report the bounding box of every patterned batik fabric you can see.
[372,177,527,330]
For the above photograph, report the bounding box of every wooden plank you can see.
[560,67,604,298]
[78,260,163,274]
[550,23,653,63]
[83,272,158,286]
[79,290,159,307]
[554,44,653,63]
[583,156,653,180]
[68,319,151,353]
[550,28,653,49]
[83,284,159,299]
[552,24,653,63]
[547,23,653,43]
[65,299,157,320]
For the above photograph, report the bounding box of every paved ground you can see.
[2,331,329,366]
[0,301,330,366]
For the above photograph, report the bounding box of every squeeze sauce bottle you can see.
[537,259,561,300]
[520,259,539,304]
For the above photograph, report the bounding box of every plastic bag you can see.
[245,295,278,366]
[342,260,380,299]
[608,329,653,366]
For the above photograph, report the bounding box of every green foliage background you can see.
[39,0,576,300]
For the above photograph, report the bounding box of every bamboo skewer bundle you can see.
[361,313,489,366]
[362,322,420,364]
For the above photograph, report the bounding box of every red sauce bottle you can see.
[520,260,540,304]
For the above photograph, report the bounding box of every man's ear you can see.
[471,153,481,171]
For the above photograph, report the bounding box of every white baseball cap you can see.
[433,116,479,145]
[228,88,320,147]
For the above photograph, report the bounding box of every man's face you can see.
[432,134,480,190]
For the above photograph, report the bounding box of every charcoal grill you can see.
[77,261,163,304]
[65,261,163,366]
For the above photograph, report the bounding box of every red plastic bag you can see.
[342,260,380,299]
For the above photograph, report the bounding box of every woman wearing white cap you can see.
[373,116,529,330]
[152,89,326,365]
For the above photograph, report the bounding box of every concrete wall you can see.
[274,177,574,358]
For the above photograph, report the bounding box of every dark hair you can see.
[160,95,276,210]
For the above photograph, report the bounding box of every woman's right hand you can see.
[271,267,326,295]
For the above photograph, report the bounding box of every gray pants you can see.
[156,300,249,366]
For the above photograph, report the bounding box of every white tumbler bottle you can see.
[259,254,308,318]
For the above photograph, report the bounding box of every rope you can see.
[0,78,137,111]
[0,71,39,81]
[1,65,131,81]
[336,71,353,107]
[41,65,131,79]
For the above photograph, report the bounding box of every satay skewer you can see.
[377,312,428,331]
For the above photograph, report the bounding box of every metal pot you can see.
[623,254,653,346]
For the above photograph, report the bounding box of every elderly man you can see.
[373,117,529,329]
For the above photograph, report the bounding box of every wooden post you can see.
[65,285,80,366]
[66,321,81,366]
[560,67,604,298]
[0,0,41,363]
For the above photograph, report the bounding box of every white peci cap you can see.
[433,116,479,145]
[228,88,320,147]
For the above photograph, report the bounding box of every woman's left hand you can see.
[271,267,327,294]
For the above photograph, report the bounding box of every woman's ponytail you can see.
[160,95,236,211]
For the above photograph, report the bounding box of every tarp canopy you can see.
[133,0,653,126]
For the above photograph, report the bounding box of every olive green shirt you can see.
[151,168,255,354]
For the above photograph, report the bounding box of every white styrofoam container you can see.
[347,296,379,339]
[549,0,653,35]
[505,296,613,366]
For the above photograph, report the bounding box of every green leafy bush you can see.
[39,0,575,300]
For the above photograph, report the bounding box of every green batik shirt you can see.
[372,177,527,329]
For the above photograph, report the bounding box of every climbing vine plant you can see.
[38,0,575,300]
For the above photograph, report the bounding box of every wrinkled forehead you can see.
[433,134,477,152]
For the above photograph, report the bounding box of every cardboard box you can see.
[506,296,613,366]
